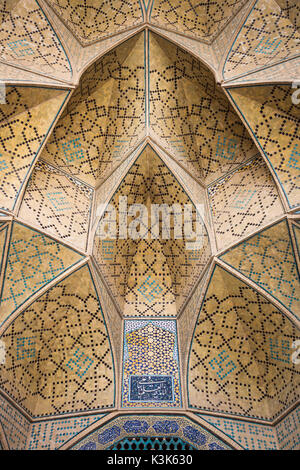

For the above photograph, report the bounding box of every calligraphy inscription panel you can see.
[129,375,174,402]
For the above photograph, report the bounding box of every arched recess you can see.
[40,32,146,187]
[69,413,235,450]
[149,0,248,43]
[46,0,145,45]
[148,31,259,185]
[93,144,211,317]
[188,263,300,421]
[0,263,115,418]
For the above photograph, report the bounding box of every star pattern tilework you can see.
[149,32,258,184]
[122,320,181,408]
[150,0,247,43]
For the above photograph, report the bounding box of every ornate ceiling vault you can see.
[0,0,299,452]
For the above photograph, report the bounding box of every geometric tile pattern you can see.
[93,145,210,315]
[178,269,210,374]
[41,33,146,187]
[19,161,93,250]
[0,264,114,417]
[199,414,278,450]
[150,0,247,42]
[228,85,300,208]
[0,393,31,450]
[0,222,83,326]
[0,2,299,451]
[91,268,123,369]
[293,223,300,259]
[0,223,7,275]
[27,414,105,450]
[221,220,300,320]
[107,436,196,450]
[47,0,144,45]
[188,265,300,421]
[123,240,177,317]
[122,320,181,408]
[223,0,300,80]
[0,0,71,80]
[212,1,253,69]
[149,33,258,184]
[71,415,232,450]
[208,156,283,250]
[0,86,69,211]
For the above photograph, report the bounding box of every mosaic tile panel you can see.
[0,264,114,417]
[208,156,283,250]
[41,33,146,187]
[71,415,231,450]
[122,320,181,408]
[228,85,300,208]
[199,414,278,450]
[150,0,247,42]
[0,393,30,450]
[223,0,300,80]
[221,219,300,321]
[0,0,71,79]
[149,33,258,184]
[93,145,210,316]
[0,86,69,211]
[0,222,83,326]
[188,265,300,420]
[27,414,105,450]
[19,161,93,250]
[48,0,144,45]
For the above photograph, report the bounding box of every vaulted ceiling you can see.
[0,0,299,451]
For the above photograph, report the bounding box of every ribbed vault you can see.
[0,0,299,451]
